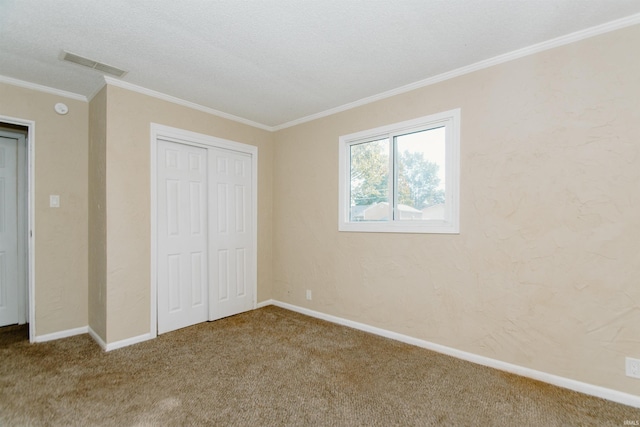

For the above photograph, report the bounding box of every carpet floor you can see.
[1,306,639,426]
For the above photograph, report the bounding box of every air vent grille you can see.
[60,51,127,78]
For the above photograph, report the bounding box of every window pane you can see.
[349,138,389,221]
[395,127,446,220]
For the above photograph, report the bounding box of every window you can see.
[339,109,460,233]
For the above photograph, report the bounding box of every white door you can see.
[157,140,209,334]
[0,135,19,327]
[209,148,254,320]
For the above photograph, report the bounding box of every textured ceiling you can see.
[1,0,640,129]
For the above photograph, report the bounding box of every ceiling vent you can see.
[60,50,127,77]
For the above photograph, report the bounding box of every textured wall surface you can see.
[88,87,107,340]
[272,25,640,395]
[104,85,274,343]
[0,83,89,336]
[3,19,638,399]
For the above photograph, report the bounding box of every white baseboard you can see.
[259,299,640,409]
[87,326,107,350]
[88,326,154,352]
[33,326,88,343]
[105,333,154,352]
[256,300,273,309]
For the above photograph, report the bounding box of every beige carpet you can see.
[1,306,638,426]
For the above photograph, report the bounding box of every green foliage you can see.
[350,139,389,205]
[397,151,445,209]
[350,139,444,209]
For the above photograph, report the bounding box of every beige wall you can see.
[0,83,88,336]
[272,25,640,394]
[103,85,274,343]
[88,86,107,339]
[3,21,638,397]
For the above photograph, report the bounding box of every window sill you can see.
[338,221,459,234]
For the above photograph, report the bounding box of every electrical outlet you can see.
[49,195,60,208]
[306,290,312,300]
[626,357,640,379]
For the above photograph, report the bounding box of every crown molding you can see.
[0,75,87,102]
[272,13,640,131]
[102,76,273,131]
[3,12,639,132]
[87,81,107,102]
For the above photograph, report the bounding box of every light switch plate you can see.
[50,195,60,208]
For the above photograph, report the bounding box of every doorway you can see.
[0,123,29,330]
[151,124,257,336]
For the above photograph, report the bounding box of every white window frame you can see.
[338,108,460,234]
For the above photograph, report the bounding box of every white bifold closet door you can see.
[157,140,209,334]
[208,147,253,321]
[157,139,254,334]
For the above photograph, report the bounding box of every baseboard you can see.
[33,326,89,343]
[104,333,154,352]
[88,326,154,352]
[87,326,107,350]
[256,299,274,309]
[261,299,640,409]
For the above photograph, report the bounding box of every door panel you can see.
[0,136,18,327]
[157,140,208,334]
[209,148,254,320]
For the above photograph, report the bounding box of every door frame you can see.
[0,115,35,341]
[150,123,258,338]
